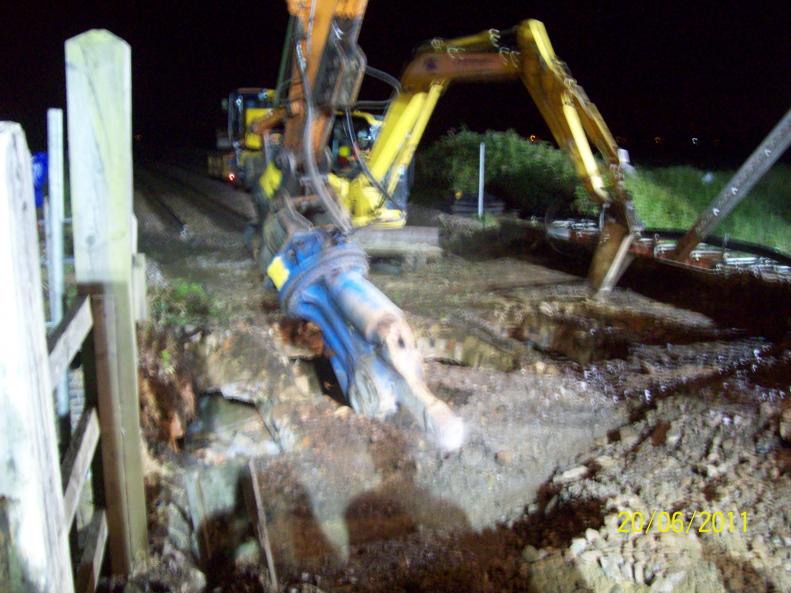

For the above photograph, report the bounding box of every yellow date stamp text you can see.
[617,510,748,535]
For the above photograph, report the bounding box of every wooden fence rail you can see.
[49,297,109,593]
[48,296,93,388]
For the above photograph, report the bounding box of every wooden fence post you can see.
[0,123,74,592]
[66,29,148,574]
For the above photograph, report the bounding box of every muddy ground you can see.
[116,158,791,593]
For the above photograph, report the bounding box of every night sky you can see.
[2,1,789,164]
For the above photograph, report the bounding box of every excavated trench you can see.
[126,169,791,593]
[503,293,728,364]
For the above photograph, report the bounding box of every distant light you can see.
[654,136,663,145]
[691,137,699,145]
[529,134,537,143]
[227,172,236,182]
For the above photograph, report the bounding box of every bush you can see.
[415,129,585,214]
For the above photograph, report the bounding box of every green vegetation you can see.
[475,212,499,227]
[150,280,221,329]
[624,166,791,253]
[415,129,586,214]
[414,129,791,254]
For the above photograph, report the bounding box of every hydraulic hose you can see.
[365,65,401,93]
[295,39,352,233]
[353,65,401,111]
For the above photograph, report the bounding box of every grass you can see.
[150,279,221,330]
[413,129,791,254]
[625,166,791,253]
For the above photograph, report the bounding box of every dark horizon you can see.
[2,1,789,166]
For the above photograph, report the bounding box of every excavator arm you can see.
[344,19,641,291]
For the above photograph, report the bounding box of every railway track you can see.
[134,172,189,237]
[542,217,791,282]
[136,162,252,233]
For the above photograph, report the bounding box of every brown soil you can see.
[120,161,791,593]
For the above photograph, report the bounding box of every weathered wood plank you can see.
[74,510,108,593]
[60,408,100,528]
[0,122,74,592]
[67,29,148,574]
[47,295,93,387]
[353,225,443,259]
[87,294,149,573]
[67,29,135,285]
[354,225,440,246]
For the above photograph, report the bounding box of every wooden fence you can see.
[1,29,147,593]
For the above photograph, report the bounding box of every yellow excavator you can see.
[208,87,385,201]
[359,19,643,291]
[249,1,641,450]
[208,88,277,186]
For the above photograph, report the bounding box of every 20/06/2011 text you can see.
[617,511,748,535]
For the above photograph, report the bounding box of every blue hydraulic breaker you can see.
[267,229,464,451]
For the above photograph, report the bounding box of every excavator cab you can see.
[227,88,276,152]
